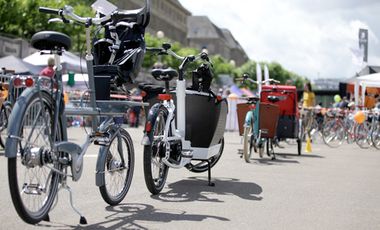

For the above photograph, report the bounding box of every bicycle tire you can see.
[0,102,12,148]
[355,121,371,149]
[143,106,169,195]
[7,90,63,224]
[371,123,380,150]
[322,119,344,148]
[243,126,252,163]
[99,128,134,205]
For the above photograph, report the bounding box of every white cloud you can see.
[179,0,380,79]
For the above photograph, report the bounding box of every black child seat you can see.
[31,31,71,51]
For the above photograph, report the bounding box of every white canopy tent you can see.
[23,51,87,73]
[354,73,380,108]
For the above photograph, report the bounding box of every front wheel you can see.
[99,128,134,205]
[243,126,252,163]
[322,119,344,148]
[7,90,63,224]
[355,121,371,149]
[143,107,169,195]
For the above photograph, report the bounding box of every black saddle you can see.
[246,96,260,104]
[31,31,71,51]
[151,68,178,82]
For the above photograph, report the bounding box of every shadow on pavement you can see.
[151,177,263,203]
[39,203,229,229]
[277,153,324,158]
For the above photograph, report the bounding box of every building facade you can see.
[116,0,191,45]
[187,16,248,66]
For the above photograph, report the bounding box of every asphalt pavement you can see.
[0,126,379,230]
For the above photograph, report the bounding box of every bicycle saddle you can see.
[246,96,260,104]
[151,68,178,82]
[31,31,71,51]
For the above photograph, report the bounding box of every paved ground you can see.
[0,127,379,230]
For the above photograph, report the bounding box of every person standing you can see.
[302,82,315,141]
[40,57,55,77]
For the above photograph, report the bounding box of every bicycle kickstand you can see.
[61,182,87,224]
[207,160,215,187]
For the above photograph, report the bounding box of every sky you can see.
[179,0,380,80]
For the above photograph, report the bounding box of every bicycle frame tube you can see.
[176,79,186,137]
[84,26,98,131]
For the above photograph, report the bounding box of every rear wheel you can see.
[7,90,63,224]
[99,128,134,205]
[143,107,169,195]
[322,119,344,148]
[0,102,12,148]
[355,121,371,149]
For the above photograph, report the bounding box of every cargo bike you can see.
[238,74,302,163]
[140,44,228,194]
[5,0,150,224]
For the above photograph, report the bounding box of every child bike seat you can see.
[31,31,71,51]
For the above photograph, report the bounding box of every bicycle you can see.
[5,0,150,224]
[322,108,371,148]
[141,44,228,194]
[238,74,284,163]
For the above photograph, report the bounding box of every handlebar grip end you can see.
[39,7,60,15]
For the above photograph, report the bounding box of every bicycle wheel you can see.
[7,90,63,224]
[143,107,169,195]
[355,121,371,149]
[99,128,134,205]
[243,126,253,163]
[189,138,224,172]
[322,119,344,148]
[0,102,12,148]
[371,122,380,150]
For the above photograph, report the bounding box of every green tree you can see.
[233,60,306,90]
[0,0,94,52]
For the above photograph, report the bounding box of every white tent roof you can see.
[355,73,380,85]
[23,51,87,73]
[354,73,380,107]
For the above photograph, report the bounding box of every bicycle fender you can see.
[145,103,162,135]
[96,127,118,187]
[95,145,107,187]
[5,88,65,158]
[5,88,36,158]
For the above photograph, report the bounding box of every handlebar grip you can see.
[39,7,60,15]
[146,47,163,52]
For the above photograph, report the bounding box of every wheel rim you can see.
[323,120,343,147]
[104,134,131,200]
[151,111,167,187]
[14,98,59,216]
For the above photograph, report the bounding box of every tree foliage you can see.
[0,0,94,51]
[233,60,306,89]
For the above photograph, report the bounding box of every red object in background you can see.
[261,85,299,117]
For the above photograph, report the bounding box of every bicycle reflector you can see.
[13,77,23,88]
[25,77,34,87]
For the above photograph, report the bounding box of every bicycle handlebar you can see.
[39,5,111,25]
[39,7,62,15]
